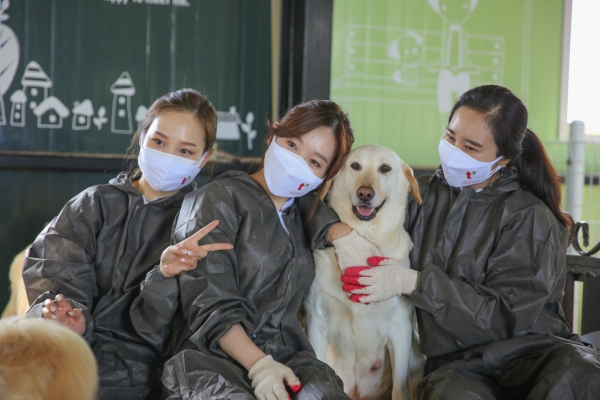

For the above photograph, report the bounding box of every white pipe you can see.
[566,119,585,334]
[566,120,585,224]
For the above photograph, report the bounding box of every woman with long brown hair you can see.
[137,99,354,399]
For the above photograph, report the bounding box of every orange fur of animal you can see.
[1,246,30,318]
[0,317,98,400]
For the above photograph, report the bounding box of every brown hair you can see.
[129,88,218,157]
[266,100,354,201]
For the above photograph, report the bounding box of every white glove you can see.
[248,355,302,400]
[332,230,381,272]
[342,257,420,303]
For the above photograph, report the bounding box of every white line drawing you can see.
[331,15,506,112]
[0,0,20,126]
[216,106,257,150]
[388,30,426,87]
[72,99,94,130]
[428,0,484,112]
[240,111,257,150]
[93,106,108,130]
[110,71,135,134]
[9,88,25,126]
[135,105,147,127]
[21,61,51,111]
[33,96,69,128]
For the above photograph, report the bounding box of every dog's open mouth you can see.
[352,200,386,221]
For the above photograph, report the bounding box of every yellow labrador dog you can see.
[306,144,425,400]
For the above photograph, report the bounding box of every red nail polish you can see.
[290,383,302,393]
[367,256,389,266]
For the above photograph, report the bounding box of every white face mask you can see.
[263,136,324,197]
[138,144,207,192]
[438,138,503,188]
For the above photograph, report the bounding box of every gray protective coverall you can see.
[405,168,600,399]
[23,171,193,400]
[131,171,349,399]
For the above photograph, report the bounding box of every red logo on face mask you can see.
[466,171,476,179]
[181,176,191,185]
[297,183,310,190]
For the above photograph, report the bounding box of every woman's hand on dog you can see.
[42,294,86,336]
[332,230,381,271]
[160,220,234,277]
[341,256,420,303]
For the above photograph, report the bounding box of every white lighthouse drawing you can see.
[110,71,135,134]
[21,61,52,111]
[9,89,26,126]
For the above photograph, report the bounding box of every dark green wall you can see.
[0,0,271,311]
[0,0,271,156]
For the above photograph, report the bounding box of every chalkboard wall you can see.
[0,0,272,312]
[0,0,271,156]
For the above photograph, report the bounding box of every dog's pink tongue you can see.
[357,206,374,216]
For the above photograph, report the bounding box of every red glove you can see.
[341,256,388,303]
[341,256,419,303]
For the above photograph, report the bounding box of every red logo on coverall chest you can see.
[297,183,310,190]
[465,171,476,179]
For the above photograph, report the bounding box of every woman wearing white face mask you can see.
[335,85,600,399]
[22,89,231,400]
[144,100,354,400]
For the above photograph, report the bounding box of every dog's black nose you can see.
[357,186,374,201]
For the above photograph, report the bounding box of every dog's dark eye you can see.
[350,162,361,171]
[379,164,391,173]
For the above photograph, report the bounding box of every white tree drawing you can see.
[93,106,108,130]
[216,106,257,150]
[135,105,147,127]
[0,0,20,126]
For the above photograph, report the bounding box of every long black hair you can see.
[449,85,572,233]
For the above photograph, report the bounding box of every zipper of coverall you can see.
[283,210,296,281]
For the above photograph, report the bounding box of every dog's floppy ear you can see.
[403,163,422,205]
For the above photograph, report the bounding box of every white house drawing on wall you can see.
[21,61,52,111]
[110,72,135,134]
[10,89,27,127]
[72,99,94,130]
[33,96,70,128]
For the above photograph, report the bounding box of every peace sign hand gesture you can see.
[160,220,233,277]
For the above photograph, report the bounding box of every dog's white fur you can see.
[306,145,425,400]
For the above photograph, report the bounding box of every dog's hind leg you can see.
[388,324,414,400]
